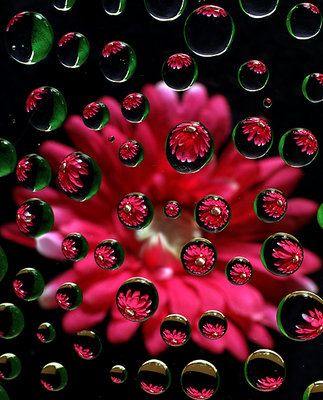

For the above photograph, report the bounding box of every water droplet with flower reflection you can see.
[286,3,322,39]
[16,154,51,192]
[57,32,90,68]
[0,138,17,177]
[239,0,279,18]
[144,0,187,21]
[261,232,303,276]
[138,359,171,395]
[166,121,214,173]
[52,0,77,11]
[184,5,234,57]
[254,188,287,223]
[162,53,198,91]
[0,245,8,283]
[225,257,253,285]
[100,41,136,82]
[160,314,191,347]
[181,238,217,276]
[116,277,158,322]
[244,349,285,392]
[73,330,102,360]
[40,362,68,391]
[94,239,124,270]
[303,381,323,400]
[5,12,53,64]
[37,322,56,343]
[110,365,127,384]
[199,310,227,340]
[56,282,83,311]
[0,303,24,339]
[57,152,102,201]
[238,60,269,92]
[16,198,54,238]
[119,140,144,167]
[13,268,44,301]
[232,117,273,159]
[263,97,272,108]
[0,353,21,380]
[181,359,220,399]
[117,193,153,229]
[121,93,149,123]
[194,195,231,233]
[26,86,67,132]
[302,73,323,103]
[279,128,318,167]
[62,233,89,261]
[164,200,181,219]
[82,102,110,130]
[103,0,126,15]
[277,290,323,341]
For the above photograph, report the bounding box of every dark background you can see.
[0,1,322,399]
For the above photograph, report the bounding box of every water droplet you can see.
[164,200,181,218]
[286,3,322,40]
[263,97,272,108]
[239,0,279,18]
[317,204,323,228]
[26,86,67,132]
[0,138,17,177]
[57,152,102,201]
[180,238,217,276]
[232,117,273,159]
[138,359,171,395]
[73,330,102,360]
[254,188,287,223]
[277,290,323,341]
[238,60,269,92]
[225,257,253,285]
[57,32,90,68]
[37,322,56,343]
[0,385,10,400]
[160,314,191,346]
[181,360,220,399]
[94,239,124,270]
[16,154,51,191]
[108,135,115,142]
[184,5,234,57]
[0,245,8,282]
[121,93,149,123]
[40,362,68,391]
[56,282,83,311]
[5,12,54,64]
[62,233,89,261]
[117,193,153,229]
[261,232,303,276]
[52,0,77,11]
[119,140,144,167]
[82,102,110,130]
[302,73,323,103]
[16,199,54,238]
[199,310,227,340]
[144,0,187,21]
[303,380,323,399]
[0,303,24,339]
[244,349,286,392]
[103,0,127,15]
[100,41,136,82]
[116,277,159,322]
[194,195,231,233]
[162,53,198,91]
[279,128,319,167]
[13,268,44,301]
[110,365,128,384]
[166,121,214,173]
[0,353,21,380]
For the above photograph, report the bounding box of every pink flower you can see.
[197,197,230,231]
[123,94,142,110]
[186,387,215,399]
[256,376,283,391]
[229,263,252,285]
[111,376,121,383]
[62,238,78,259]
[162,329,187,345]
[83,103,100,119]
[74,343,94,359]
[247,60,267,74]
[202,323,226,339]
[6,12,24,32]
[273,240,303,274]
[13,279,27,298]
[1,83,321,361]
[303,3,320,13]
[102,41,125,57]
[196,5,227,17]
[183,243,215,274]
[117,289,152,320]
[294,130,318,155]
[262,192,287,218]
[16,203,35,233]
[141,382,164,394]
[26,88,48,112]
[119,141,139,160]
[295,308,323,340]
[242,118,272,146]
[41,379,54,391]
[94,245,116,269]
[58,32,76,47]
[167,54,192,69]
[16,157,32,182]
[56,293,71,309]
[118,195,148,227]
[37,333,46,342]
[58,153,89,193]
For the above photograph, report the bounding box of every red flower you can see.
[111,376,121,383]
[141,382,164,394]
[58,153,89,193]
[273,240,303,274]
[294,130,318,155]
[162,329,187,345]
[117,289,152,320]
[262,192,287,218]
[183,243,215,274]
[13,279,27,298]
[169,122,212,163]
[247,60,267,74]
[94,245,116,269]
[16,157,32,182]
[26,88,48,112]
[119,141,139,160]
[123,94,142,110]
[202,323,226,339]
[1,83,321,361]
[197,197,230,231]
[314,73,323,85]
[37,333,46,342]
[16,203,35,233]
[74,343,94,359]
[118,195,148,227]
[41,379,54,391]
[83,103,100,119]
[167,54,192,69]
[186,387,215,399]
[229,263,252,285]
[256,376,283,391]
[56,293,71,309]
[196,5,227,17]
[6,12,24,32]
[242,118,272,146]
[62,238,78,259]
[58,32,76,47]
[303,3,320,13]
[102,41,125,57]
[295,308,323,340]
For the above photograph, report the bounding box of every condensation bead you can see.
[0,303,24,339]
[239,0,279,18]
[37,322,56,343]
[263,97,272,108]
[180,238,217,276]
[286,3,322,40]
[144,0,187,21]
[56,282,83,311]
[254,188,287,223]
[198,310,227,340]
[16,154,51,191]
[162,53,198,91]
[73,330,102,360]
[0,353,21,380]
[119,140,144,167]
[82,102,110,130]
[40,362,68,391]
[117,193,153,229]
[110,365,128,384]
[103,0,127,15]
[94,239,124,270]
[138,359,171,395]
[164,200,181,218]
[302,73,323,103]
[52,0,77,11]
[121,93,149,123]
[238,60,269,92]
[62,233,89,261]
[57,32,90,68]
[13,268,44,301]
[0,138,17,177]
[194,195,231,233]
[225,257,253,285]
[160,314,191,347]
[303,381,323,400]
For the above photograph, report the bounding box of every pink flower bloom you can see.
[37,333,46,342]
[229,263,252,285]
[1,83,321,361]
[83,103,100,119]
[111,376,121,383]
[303,3,320,13]
[26,88,48,112]
[273,240,303,274]
[162,329,187,345]
[74,343,94,359]
[167,54,192,69]
[13,279,27,298]
[294,130,318,155]
[102,41,125,57]
[247,60,266,74]
[16,157,32,182]
[262,192,287,218]
[295,308,323,340]
[141,381,164,394]
[41,379,54,391]
[6,12,24,32]
[169,122,211,163]
[94,245,116,269]
[186,387,215,399]
[118,195,148,227]
[183,243,215,274]
[196,5,227,17]
[256,376,284,391]
[62,238,78,259]
[242,118,272,146]
[56,293,71,309]
[202,323,226,339]
[119,141,139,160]
[123,94,142,110]
[117,289,152,320]
[197,197,230,231]
[16,203,35,233]
[58,32,76,47]
[58,153,89,193]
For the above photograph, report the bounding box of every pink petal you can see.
[0,222,35,247]
[36,231,66,260]
[107,304,141,343]
[62,308,107,333]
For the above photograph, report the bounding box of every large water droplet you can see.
[198,310,227,340]
[138,359,171,395]
[13,268,44,301]
[144,0,187,21]
[82,102,110,130]
[254,188,287,223]
[117,193,153,229]
[286,3,322,40]
[238,60,269,92]
[16,154,51,192]
[40,362,68,391]
[57,32,90,68]
[56,282,83,311]
[160,314,191,346]
[239,0,279,18]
